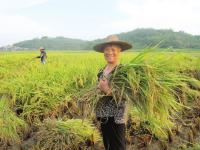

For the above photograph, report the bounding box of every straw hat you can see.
[93,35,132,52]
[39,47,45,50]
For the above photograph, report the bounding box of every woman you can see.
[93,35,132,150]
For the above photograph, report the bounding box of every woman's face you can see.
[103,44,121,64]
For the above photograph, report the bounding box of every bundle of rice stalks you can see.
[107,51,200,139]
[35,118,101,150]
[76,87,102,119]
[0,98,27,146]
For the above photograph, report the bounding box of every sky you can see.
[0,0,200,46]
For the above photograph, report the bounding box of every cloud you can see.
[0,14,53,46]
[0,0,49,12]
[0,0,51,46]
[1,0,200,46]
[108,0,200,35]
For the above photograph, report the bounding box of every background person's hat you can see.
[93,35,132,52]
[39,47,45,50]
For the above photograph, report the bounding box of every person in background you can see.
[37,47,47,64]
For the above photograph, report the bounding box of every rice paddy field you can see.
[0,50,200,150]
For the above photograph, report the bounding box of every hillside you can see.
[10,28,200,50]
[13,36,88,50]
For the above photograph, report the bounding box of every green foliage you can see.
[12,29,200,50]
[118,28,200,49]
[14,37,88,50]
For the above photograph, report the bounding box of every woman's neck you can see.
[106,61,119,68]
[104,62,119,75]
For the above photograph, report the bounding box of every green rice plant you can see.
[0,97,27,146]
[35,118,101,150]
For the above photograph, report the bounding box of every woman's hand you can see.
[98,78,112,95]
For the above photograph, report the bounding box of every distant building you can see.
[0,45,30,51]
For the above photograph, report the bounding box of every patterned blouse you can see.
[95,65,127,124]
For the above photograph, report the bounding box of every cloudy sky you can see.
[0,0,200,46]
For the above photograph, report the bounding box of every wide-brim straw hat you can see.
[93,35,132,52]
